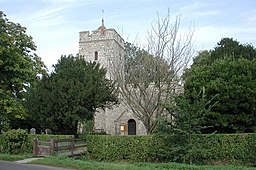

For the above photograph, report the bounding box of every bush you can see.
[2,129,29,154]
[28,134,74,141]
[190,133,256,166]
[0,134,4,152]
[86,133,256,166]
[0,131,74,154]
[86,135,167,162]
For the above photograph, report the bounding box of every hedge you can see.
[190,133,256,165]
[0,131,73,154]
[86,135,167,162]
[86,133,256,166]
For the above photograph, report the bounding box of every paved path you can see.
[0,160,75,170]
[15,157,44,163]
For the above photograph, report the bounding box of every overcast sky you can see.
[1,0,256,70]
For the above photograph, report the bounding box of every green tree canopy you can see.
[192,38,256,67]
[27,55,118,135]
[184,38,256,133]
[0,11,46,131]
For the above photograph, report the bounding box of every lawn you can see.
[0,154,255,170]
[0,153,33,161]
[31,156,256,170]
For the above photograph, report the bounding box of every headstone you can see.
[30,128,36,134]
[45,128,52,134]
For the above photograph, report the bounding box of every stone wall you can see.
[94,102,147,135]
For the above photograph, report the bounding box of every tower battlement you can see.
[79,29,124,48]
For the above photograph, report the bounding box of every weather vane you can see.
[101,10,104,26]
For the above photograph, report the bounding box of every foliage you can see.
[113,10,194,134]
[0,134,4,152]
[210,38,256,63]
[0,12,47,131]
[0,133,73,154]
[192,38,256,67]
[190,133,256,166]
[160,87,217,135]
[124,42,171,85]
[86,135,166,162]
[155,88,217,163]
[184,38,256,133]
[78,120,94,134]
[86,134,256,166]
[26,55,118,135]
[28,134,73,141]
[2,129,29,154]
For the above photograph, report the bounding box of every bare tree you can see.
[112,9,194,134]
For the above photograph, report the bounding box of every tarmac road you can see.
[0,160,74,170]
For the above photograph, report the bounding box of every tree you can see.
[155,87,217,163]
[27,55,118,135]
[112,10,194,134]
[0,11,46,131]
[192,38,256,66]
[184,38,256,133]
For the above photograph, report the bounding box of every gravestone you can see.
[45,128,52,134]
[30,128,36,134]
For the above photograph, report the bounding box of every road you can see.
[0,160,74,170]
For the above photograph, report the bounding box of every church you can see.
[78,19,147,135]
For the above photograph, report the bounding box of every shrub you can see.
[190,133,256,166]
[28,134,74,141]
[2,129,29,154]
[0,132,74,154]
[0,134,4,152]
[86,135,167,162]
[86,133,256,166]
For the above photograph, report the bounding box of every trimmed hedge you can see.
[28,134,73,141]
[190,133,256,166]
[86,134,256,166]
[86,135,166,162]
[0,132,73,154]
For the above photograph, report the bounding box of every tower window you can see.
[94,51,98,60]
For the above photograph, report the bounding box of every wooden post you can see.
[33,138,38,156]
[70,137,74,157]
[50,139,55,155]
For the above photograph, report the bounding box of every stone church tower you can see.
[79,19,124,80]
[79,20,147,135]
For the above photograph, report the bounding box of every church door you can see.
[128,119,136,135]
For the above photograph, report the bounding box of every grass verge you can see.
[0,153,33,161]
[31,156,256,170]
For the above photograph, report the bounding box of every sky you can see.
[1,0,256,71]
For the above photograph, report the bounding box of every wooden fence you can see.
[33,137,87,158]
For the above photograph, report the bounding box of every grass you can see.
[0,153,33,161]
[31,156,256,170]
[0,153,255,170]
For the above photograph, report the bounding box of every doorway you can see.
[128,119,136,135]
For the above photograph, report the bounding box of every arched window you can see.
[94,51,98,60]
[128,119,136,135]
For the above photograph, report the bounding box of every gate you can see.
[33,137,87,157]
